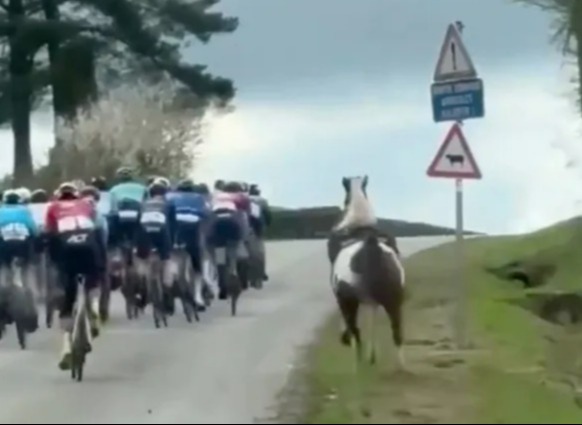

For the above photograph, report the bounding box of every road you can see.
[0,237,453,424]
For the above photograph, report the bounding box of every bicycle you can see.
[5,258,39,350]
[69,274,93,382]
[214,243,242,317]
[174,244,199,323]
[119,239,141,320]
[147,250,168,329]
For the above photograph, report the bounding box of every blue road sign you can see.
[431,78,484,123]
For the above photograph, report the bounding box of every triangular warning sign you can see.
[427,123,482,179]
[433,23,477,81]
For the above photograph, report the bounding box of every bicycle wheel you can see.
[70,275,91,382]
[227,269,241,317]
[150,277,161,329]
[149,259,163,328]
[99,276,111,324]
[71,335,86,383]
[179,251,197,323]
[16,321,26,350]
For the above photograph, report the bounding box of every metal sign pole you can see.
[454,176,466,348]
[429,20,483,349]
[454,21,466,349]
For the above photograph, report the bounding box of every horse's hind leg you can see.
[335,287,362,361]
[367,305,378,365]
[384,300,405,369]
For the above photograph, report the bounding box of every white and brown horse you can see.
[328,176,405,367]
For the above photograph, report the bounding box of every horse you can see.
[327,175,405,368]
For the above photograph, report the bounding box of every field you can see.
[299,217,582,423]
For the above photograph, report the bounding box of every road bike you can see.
[4,258,38,350]
[147,250,168,329]
[173,244,199,323]
[69,274,93,382]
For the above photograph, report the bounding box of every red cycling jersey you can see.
[45,199,96,234]
[213,191,250,213]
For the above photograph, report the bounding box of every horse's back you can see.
[332,237,404,296]
[328,226,399,263]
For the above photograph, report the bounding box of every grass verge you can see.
[296,217,582,424]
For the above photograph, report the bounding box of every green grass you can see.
[299,217,582,424]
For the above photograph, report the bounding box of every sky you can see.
[0,0,580,235]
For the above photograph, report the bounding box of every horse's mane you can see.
[334,180,377,231]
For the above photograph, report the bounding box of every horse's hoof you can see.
[340,331,351,346]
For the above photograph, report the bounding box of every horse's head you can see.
[342,175,368,208]
[334,175,375,231]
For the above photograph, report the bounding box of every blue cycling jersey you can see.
[109,182,147,212]
[170,192,210,224]
[0,204,38,241]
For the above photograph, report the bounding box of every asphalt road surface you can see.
[0,237,454,424]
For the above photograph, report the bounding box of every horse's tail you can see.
[352,234,404,297]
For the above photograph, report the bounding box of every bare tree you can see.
[51,80,203,183]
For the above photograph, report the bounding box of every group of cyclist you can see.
[0,167,271,371]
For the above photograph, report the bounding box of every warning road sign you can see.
[427,123,481,179]
[434,23,478,81]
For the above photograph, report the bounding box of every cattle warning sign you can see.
[426,122,481,179]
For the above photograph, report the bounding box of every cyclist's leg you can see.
[158,230,175,314]
[227,216,242,277]
[198,220,216,300]
[0,243,12,326]
[88,230,106,333]
[251,217,268,280]
[56,248,78,370]
[135,227,151,308]
[186,227,205,309]
[0,241,10,290]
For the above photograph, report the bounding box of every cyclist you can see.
[171,178,212,311]
[209,181,251,299]
[109,167,146,261]
[45,182,103,370]
[80,186,110,322]
[135,181,177,315]
[0,189,38,294]
[80,186,109,270]
[248,184,271,281]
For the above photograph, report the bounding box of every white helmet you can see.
[15,187,31,203]
[2,189,18,203]
[153,177,171,189]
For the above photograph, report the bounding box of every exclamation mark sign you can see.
[451,41,457,71]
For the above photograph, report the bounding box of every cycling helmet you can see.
[80,185,101,202]
[30,189,49,203]
[90,176,107,191]
[148,182,167,197]
[194,183,210,195]
[177,178,195,192]
[56,182,79,200]
[154,176,171,189]
[15,187,31,203]
[116,166,134,182]
[2,189,20,205]
[249,184,260,196]
[223,181,243,193]
[214,179,225,190]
